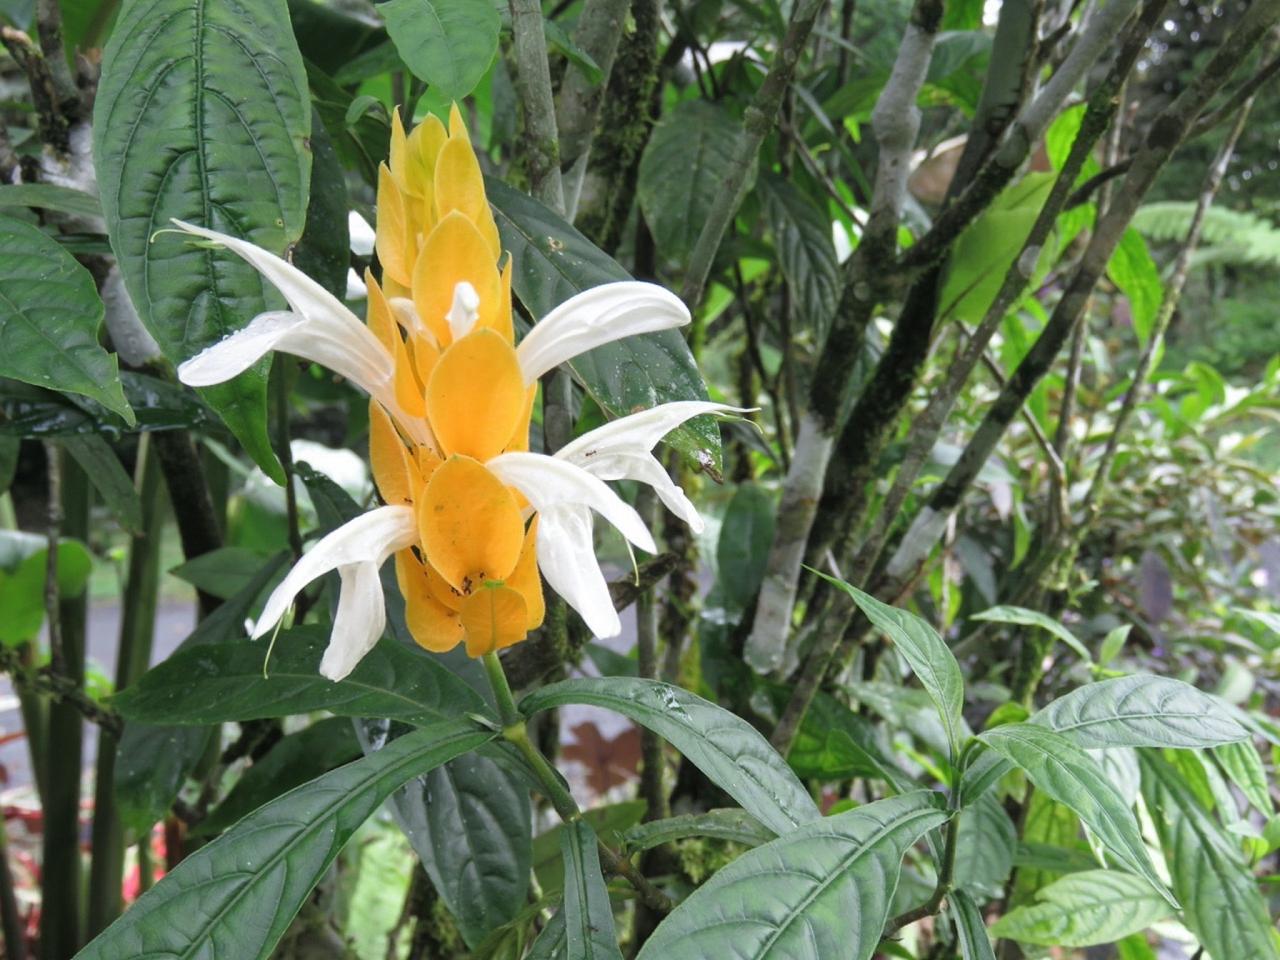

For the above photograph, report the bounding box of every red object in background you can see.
[122,825,168,903]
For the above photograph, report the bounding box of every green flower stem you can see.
[482,651,674,913]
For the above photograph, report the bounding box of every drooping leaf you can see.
[521,677,818,836]
[1033,675,1248,748]
[716,484,776,612]
[758,174,840,336]
[0,183,102,219]
[532,801,647,894]
[977,724,1174,906]
[0,216,133,422]
[814,570,965,755]
[79,720,492,960]
[1142,752,1278,960]
[970,605,1092,662]
[1213,740,1274,815]
[170,546,274,601]
[637,100,746,263]
[380,0,500,100]
[635,792,949,960]
[622,809,775,853]
[59,435,143,533]
[0,371,214,439]
[94,0,312,481]
[526,907,567,960]
[114,626,488,725]
[991,870,1172,948]
[292,111,350,298]
[952,793,1016,901]
[487,177,720,470]
[561,820,624,960]
[950,889,996,960]
[1107,227,1162,344]
[195,716,363,836]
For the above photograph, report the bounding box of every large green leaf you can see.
[79,720,492,960]
[521,677,818,836]
[977,723,1174,906]
[0,216,132,422]
[380,0,499,100]
[561,820,624,960]
[814,571,965,755]
[637,100,746,264]
[635,791,948,960]
[758,174,840,336]
[1141,753,1279,960]
[195,716,363,836]
[991,869,1172,948]
[113,626,487,725]
[486,178,719,469]
[93,0,312,480]
[1034,675,1248,748]
[952,793,1016,902]
[0,371,215,438]
[970,604,1091,662]
[716,484,775,612]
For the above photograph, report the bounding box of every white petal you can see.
[557,401,747,462]
[251,505,417,639]
[515,282,690,385]
[348,211,376,256]
[320,562,386,681]
[584,452,704,533]
[179,311,302,385]
[446,281,481,341]
[536,504,621,638]
[171,220,397,412]
[486,452,657,554]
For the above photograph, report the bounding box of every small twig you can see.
[0,645,122,737]
[1064,158,1133,209]
[42,443,64,675]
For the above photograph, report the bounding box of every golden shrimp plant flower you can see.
[175,105,737,680]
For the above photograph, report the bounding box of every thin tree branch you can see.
[508,0,566,212]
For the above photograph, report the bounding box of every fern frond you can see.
[1132,202,1280,268]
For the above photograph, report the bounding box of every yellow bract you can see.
[367,104,545,658]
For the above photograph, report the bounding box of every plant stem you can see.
[508,0,565,212]
[0,816,25,960]
[885,811,960,933]
[272,358,303,561]
[482,652,674,913]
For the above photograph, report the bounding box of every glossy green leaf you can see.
[114,625,487,725]
[0,371,214,439]
[814,570,965,755]
[716,484,775,612]
[970,605,1092,662]
[637,100,746,263]
[196,716,363,836]
[381,0,499,100]
[635,792,949,960]
[950,889,996,960]
[1107,227,1162,344]
[1140,753,1277,959]
[561,820,624,960]
[533,801,647,893]
[291,112,350,298]
[79,719,492,960]
[521,677,819,836]
[0,216,132,422]
[758,174,840,336]
[486,177,719,469]
[622,809,774,853]
[1034,675,1248,748]
[525,909,567,960]
[0,183,102,219]
[380,747,532,947]
[60,435,143,533]
[977,723,1174,906]
[170,546,273,601]
[94,0,312,481]
[991,870,1172,947]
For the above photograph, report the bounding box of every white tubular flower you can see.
[514,282,690,385]
[251,505,418,681]
[535,503,621,638]
[557,401,749,533]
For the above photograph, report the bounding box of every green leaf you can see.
[486,177,719,470]
[521,677,819,836]
[1033,675,1248,748]
[1010,791,1081,903]
[977,723,1174,907]
[950,889,996,960]
[635,792,949,960]
[380,0,500,100]
[813,570,965,755]
[1098,625,1131,666]
[0,533,92,645]
[970,604,1092,662]
[79,719,492,960]
[292,111,350,298]
[0,183,102,219]
[1141,752,1279,960]
[758,174,840,336]
[0,371,215,438]
[637,100,746,264]
[1214,739,1274,815]
[93,0,312,481]
[114,625,488,725]
[170,546,273,600]
[381,749,532,947]
[1107,227,1162,344]
[716,484,775,612]
[561,820,624,960]
[526,909,567,960]
[953,793,1016,901]
[543,16,602,83]
[991,869,1172,947]
[0,216,133,422]
[533,801,646,894]
[59,435,143,533]
[622,809,775,854]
